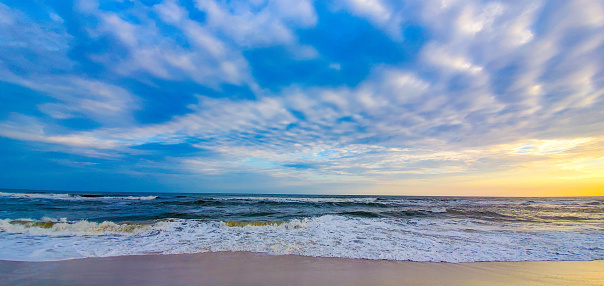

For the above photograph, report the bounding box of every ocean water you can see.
[0,190,603,262]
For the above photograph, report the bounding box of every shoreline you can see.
[1,252,603,285]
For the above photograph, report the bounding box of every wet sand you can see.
[1,252,603,285]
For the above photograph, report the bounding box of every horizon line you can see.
[1,187,602,198]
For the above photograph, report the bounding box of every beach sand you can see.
[1,252,602,285]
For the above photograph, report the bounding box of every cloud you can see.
[100,66,433,149]
[0,3,74,75]
[506,138,593,155]
[76,0,320,88]
[0,3,139,127]
[334,0,406,39]
[0,114,121,150]
[329,63,341,70]
[78,0,251,88]
[420,0,604,115]
[193,0,317,48]
[18,76,138,125]
[339,0,603,129]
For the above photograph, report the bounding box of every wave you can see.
[337,211,383,218]
[214,196,379,204]
[336,207,449,218]
[0,217,309,236]
[0,218,161,236]
[180,199,223,206]
[0,192,158,201]
[1,215,603,262]
[518,199,604,206]
[385,208,448,217]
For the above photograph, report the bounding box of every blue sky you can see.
[0,0,603,195]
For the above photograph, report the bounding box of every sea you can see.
[0,190,603,263]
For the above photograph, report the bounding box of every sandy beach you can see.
[1,252,603,286]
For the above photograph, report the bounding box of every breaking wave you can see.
[0,218,160,236]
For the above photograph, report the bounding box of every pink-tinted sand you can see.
[1,252,603,285]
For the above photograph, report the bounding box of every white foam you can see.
[0,192,157,201]
[100,195,158,200]
[1,216,603,262]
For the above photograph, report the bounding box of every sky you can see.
[0,0,603,196]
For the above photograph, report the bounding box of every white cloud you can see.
[422,45,483,74]
[455,2,504,35]
[194,0,317,48]
[4,75,139,126]
[416,0,604,134]
[334,0,405,39]
[153,0,186,24]
[0,4,16,25]
[0,114,121,150]
[80,0,252,88]
[76,0,320,87]
[65,67,437,161]
[334,0,603,137]
[506,138,593,155]
[0,3,74,74]
[0,4,139,127]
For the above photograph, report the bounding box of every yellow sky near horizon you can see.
[368,136,604,197]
